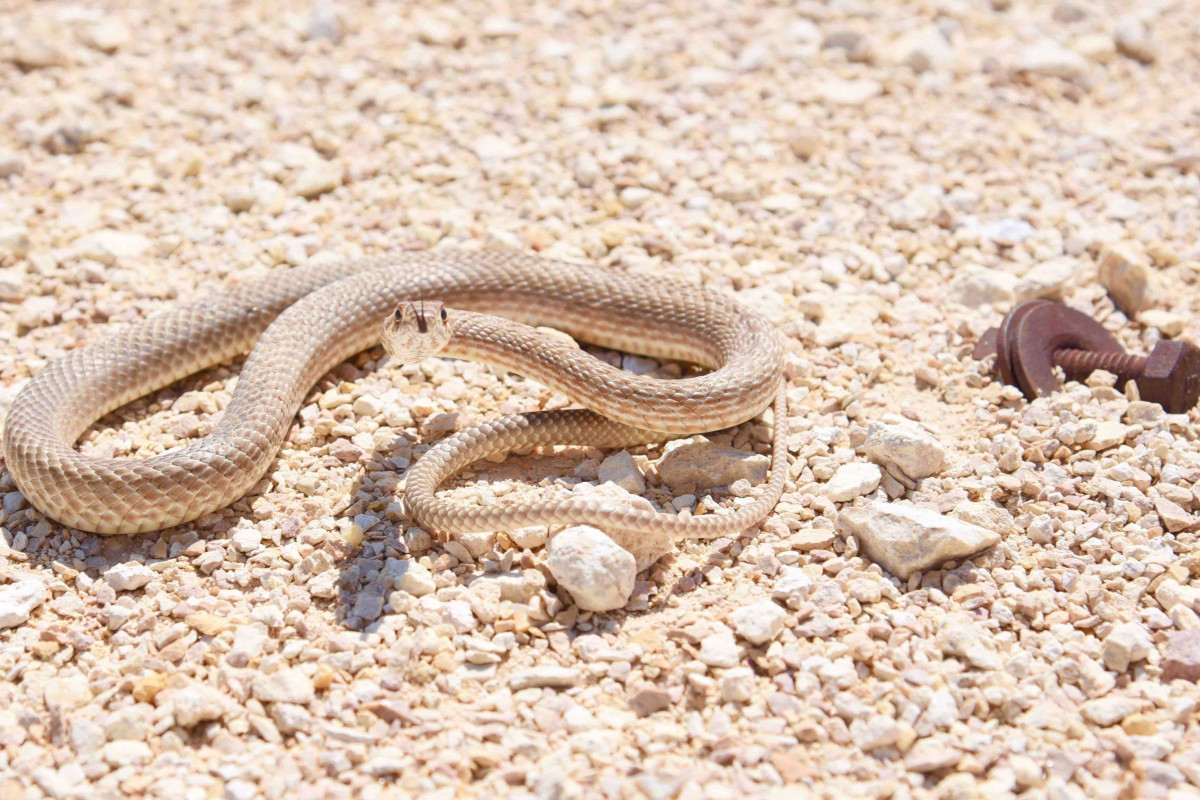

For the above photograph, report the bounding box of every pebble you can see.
[864,422,945,481]
[546,526,636,612]
[172,685,228,727]
[1015,39,1087,79]
[1015,258,1076,301]
[0,226,30,258]
[0,578,47,629]
[1097,243,1154,315]
[1081,697,1143,727]
[889,26,955,73]
[948,266,1016,307]
[1162,631,1200,681]
[729,600,787,645]
[1114,16,1156,63]
[657,441,768,491]
[823,462,882,502]
[719,668,756,703]
[79,18,131,52]
[73,230,151,265]
[1102,622,1153,672]
[102,562,156,592]
[12,38,69,69]
[837,502,1000,579]
[252,669,315,705]
[227,623,268,667]
[850,715,901,751]
[772,567,814,607]
[1138,309,1185,338]
[293,166,342,198]
[597,451,645,494]
[385,558,436,597]
[821,78,882,106]
[508,666,581,691]
[628,687,673,717]
[697,630,741,668]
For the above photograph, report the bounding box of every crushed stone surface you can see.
[2,0,1200,798]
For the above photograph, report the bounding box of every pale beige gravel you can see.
[2,1,1200,799]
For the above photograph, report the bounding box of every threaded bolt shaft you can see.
[1053,349,1146,382]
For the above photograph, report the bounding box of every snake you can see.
[3,252,787,536]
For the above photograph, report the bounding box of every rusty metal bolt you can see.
[973,300,1200,413]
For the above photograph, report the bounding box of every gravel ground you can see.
[2,0,1200,798]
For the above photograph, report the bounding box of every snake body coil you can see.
[3,252,785,535]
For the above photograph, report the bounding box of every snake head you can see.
[382,300,453,362]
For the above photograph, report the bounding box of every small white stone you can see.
[74,230,152,265]
[864,422,946,480]
[0,578,47,628]
[1015,39,1087,79]
[1015,258,1077,302]
[772,566,813,607]
[352,394,383,417]
[597,451,645,494]
[1098,243,1154,315]
[762,194,802,213]
[508,526,549,550]
[442,600,477,634]
[821,78,882,106]
[823,462,882,502]
[385,558,436,597]
[619,187,653,208]
[1089,420,1128,450]
[1081,696,1143,727]
[231,526,262,553]
[546,526,636,612]
[103,562,156,592]
[80,18,131,52]
[253,669,314,704]
[1114,15,1156,64]
[889,26,956,72]
[698,631,740,668]
[951,266,1017,307]
[293,165,342,198]
[227,622,268,667]
[0,226,30,258]
[1139,309,1185,338]
[508,666,582,690]
[102,740,151,767]
[1103,622,1153,671]
[850,715,901,752]
[171,684,228,727]
[720,667,756,703]
[729,600,787,645]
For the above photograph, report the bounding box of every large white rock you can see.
[837,502,1000,579]
[657,440,768,491]
[0,578,47,628]
[546,526,636,612]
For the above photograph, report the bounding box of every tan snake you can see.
[3,252,786,536]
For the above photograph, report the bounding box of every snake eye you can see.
[440,307,448,322]
[394,308,403,320]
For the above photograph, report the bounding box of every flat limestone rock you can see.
[837,502,1000,579]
